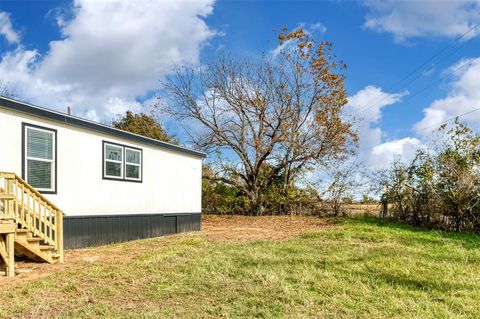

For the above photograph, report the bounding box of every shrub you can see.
[377,120,480,233]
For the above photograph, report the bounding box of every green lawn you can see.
[1,217,479,318]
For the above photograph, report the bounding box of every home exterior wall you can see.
[0,104,204,248]
[0,106,203,216]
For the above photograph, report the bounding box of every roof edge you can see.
[0,96,206,159]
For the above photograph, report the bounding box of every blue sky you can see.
[0,0,479,168]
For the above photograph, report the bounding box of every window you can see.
[103,141,142,182]
[22,123,57,193]
[104,144,123,179]
[125,148,141,180]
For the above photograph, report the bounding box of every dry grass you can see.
[0,215,330,286]
[343,203,381,216]
[0,215,479,319]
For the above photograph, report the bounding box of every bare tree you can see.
[161,28,357,215]
[0,81,12,97]
[319,161,362,216]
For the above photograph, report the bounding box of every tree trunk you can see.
[246,188,263,216]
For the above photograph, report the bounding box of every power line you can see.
[383,22,480,92]
[358,105,480,154]
[352,22,480,117]
[415,106,480,133]
[356,32,479,125]
[350,23,480,155]
[355,37,478,129]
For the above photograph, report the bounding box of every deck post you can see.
[5,232,14,277]
[56,212,64,264]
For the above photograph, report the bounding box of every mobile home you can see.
[0,96,204,275]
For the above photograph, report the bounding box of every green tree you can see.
[202,165,246,215]
[112,111,177,144]
[202,162,321,215]
[377,119,480,233]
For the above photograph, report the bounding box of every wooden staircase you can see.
[0,172,64,277]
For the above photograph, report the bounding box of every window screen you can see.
[125,148,141,180]
[104,143,123,178]
[24,125,56,192]
[103,142,142,182]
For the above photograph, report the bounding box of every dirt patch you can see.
[201,214,331,241]
[0,215,331,285]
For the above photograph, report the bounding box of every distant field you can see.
[343,203,382,216]
[1,215,479,319]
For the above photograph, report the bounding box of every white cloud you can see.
[358,56,480,170]
[414,57,480,134]
[347,85,407,149]
[271,22,327,58]
[348,85,406,124]
[0,0,215,122]
[271,39,292,59]
[298,22,327,34]
[346,85,421,169]
[351,56,480,170]
[0,11,20,44]
[369,137,422,169]
[362,0,480,42]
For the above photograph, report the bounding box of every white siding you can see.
[0,107,203,216]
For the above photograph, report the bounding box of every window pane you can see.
[27,159,52,189]
[106,161,122,177]
[105,144,122,161]
[126,164,140,179]
[126,149,140,164]
[27,128,53,160]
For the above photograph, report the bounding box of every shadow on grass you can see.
[336,216,480,249]
[344,267,476,293]
[301,215,480,252]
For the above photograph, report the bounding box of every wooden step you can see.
[38,245,54,251]
[0,172,65,276]
[14,239,55,264]
[26,237,42,243]
[15,229,33,238]
[25,237,43,248]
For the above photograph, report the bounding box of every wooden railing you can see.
[0,172,64,263]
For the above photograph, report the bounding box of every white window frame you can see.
[24,125,56,193]
[103,143,124,180]
[124,147,142,181]
[103,141,142,183]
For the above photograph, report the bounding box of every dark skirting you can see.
[63,213,201,249]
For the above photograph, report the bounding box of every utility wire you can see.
[383,22,480,92]
[355,35,479,129]
[358,105,480,154]
[340,23,480,156]
[353,25,480,155]
[415,106,480,133]
[352,22,480,117]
